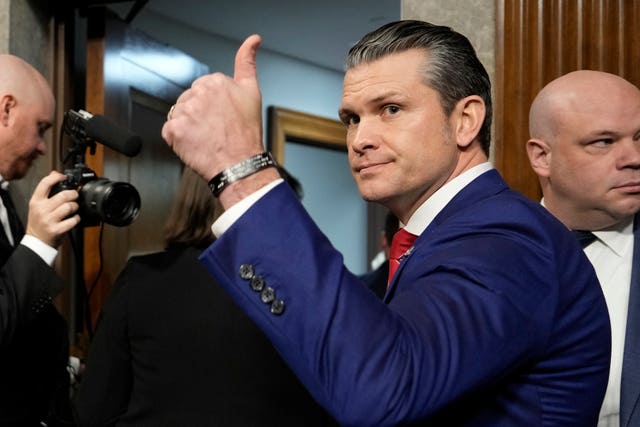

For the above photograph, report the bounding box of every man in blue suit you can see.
[527,70,640,427]
[163,20,611,426]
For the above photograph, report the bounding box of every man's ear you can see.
[526,138,551,178]
[452,95,485,148]
[0,95,16,126]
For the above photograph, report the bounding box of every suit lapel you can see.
[383,170,508,303]
[621,213,640,427]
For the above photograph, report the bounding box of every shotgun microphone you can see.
[63,109,142,157]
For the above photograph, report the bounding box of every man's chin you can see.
[608,199,640,222]
[10,164,31,180]
[360,190,394,205]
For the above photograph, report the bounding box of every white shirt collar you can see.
[403,162,494,236]
[592,217,634,257]
[539,198,635,257]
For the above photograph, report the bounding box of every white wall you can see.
[129,10,368,273]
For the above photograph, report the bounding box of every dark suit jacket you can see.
[0,244,65,347]
[621,213,640,427]
[0,236,70,425]
[359,260,388,299]
[74,246,336,427]
[200,170,611,426]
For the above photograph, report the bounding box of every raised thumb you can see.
[234,34,261,84]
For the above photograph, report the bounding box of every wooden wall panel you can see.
[82,9,208,333]
[495,0,640,201]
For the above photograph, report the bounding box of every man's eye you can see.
[591,138,613,147]
[385,105,400,115]
[37,123,50,138]
[347,115,360,126]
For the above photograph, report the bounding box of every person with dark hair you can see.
[526,70,640,427]
[74,167,334,426]
[359,211,398,299]
[163,20,610,426]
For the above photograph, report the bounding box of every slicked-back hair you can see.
[346,20,492,156]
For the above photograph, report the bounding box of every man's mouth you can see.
[614,181,640,193]
[355,161,389,174]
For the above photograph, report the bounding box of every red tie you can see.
[387,228,418,286]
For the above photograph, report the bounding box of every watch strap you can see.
[208,152,277,197]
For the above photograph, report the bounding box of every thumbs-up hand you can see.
[162,35,277,202]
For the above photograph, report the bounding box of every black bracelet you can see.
[208,152,277,197]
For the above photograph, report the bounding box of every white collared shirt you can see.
[402,162,494,235]
[588,220,634,427]
[211,163,495,238]
[0,175,14,246]
[539,199,633,427]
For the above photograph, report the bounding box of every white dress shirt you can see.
[0,178,14,246]
[588,220,634,427]
[211,163,495,239]
[538,201,633,427]
[401,162,494,235]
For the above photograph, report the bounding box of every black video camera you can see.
[50,110,142,227]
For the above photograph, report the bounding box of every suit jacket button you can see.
[270,299,285,315]
[239,264,254,280]
[260,286,275,304]
[250,276,265,292]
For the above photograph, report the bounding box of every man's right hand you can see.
[25,171,80,248]
[161,35,280,207]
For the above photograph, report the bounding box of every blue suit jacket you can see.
[200,170,611,426]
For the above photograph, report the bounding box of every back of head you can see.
[163,167,223,249]
[346,20,493,155]
[0,54,53,109]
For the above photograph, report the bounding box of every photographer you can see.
[0,54,80,425]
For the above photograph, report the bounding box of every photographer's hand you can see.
[26,171,80,248]
[162,34,279,208]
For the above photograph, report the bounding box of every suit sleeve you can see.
[199,183,577,426]
[0,244,64,349]
[74,263,134,427]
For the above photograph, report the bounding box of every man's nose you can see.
[350,120,380,155]
[37,140,47,155]
[618,138,640,169]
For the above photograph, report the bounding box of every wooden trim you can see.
[495,0,640,201]
[266,106,347,164]
[83,28,106,322]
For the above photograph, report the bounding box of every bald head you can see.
[0,54,55,180]
[527,70,640,230]
[0,54,53,108]
[529,70,640,142]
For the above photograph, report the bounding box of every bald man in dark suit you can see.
[0,54,81,425]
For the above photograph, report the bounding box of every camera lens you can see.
[79,178,141,227]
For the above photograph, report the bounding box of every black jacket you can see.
[75,246,336,426]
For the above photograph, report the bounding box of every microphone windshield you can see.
[84,115,142,157]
